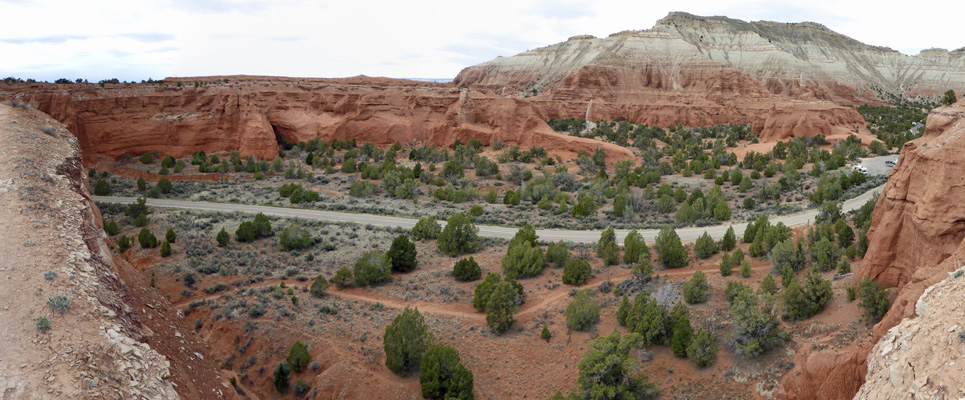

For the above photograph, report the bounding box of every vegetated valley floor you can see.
[89,120,897,398]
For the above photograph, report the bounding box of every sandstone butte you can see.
[0,103,236,399]
[779,101,965,399]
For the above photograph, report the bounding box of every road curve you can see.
[93,185,882,244]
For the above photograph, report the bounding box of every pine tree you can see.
[669,302,693,357]
[616,295,631,326]
[687,329,718,368]
[721,226,737,251]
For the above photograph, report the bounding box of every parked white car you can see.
[853,165,868,175]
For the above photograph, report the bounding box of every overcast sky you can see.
[1,0,963,82]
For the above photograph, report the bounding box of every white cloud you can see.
[0,0,963,82]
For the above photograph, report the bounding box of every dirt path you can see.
[174,259,778,327]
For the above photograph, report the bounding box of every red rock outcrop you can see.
[780,102,965,399]
[859,101,965,339]
[0,77,633,163]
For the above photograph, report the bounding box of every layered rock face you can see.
[456,12,965,102]
[1,76,633,163]
[0,104,231,399]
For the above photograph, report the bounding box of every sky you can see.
[1,0,963,83]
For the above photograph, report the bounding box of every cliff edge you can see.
[0,103,232,399]
[780,102,965,399]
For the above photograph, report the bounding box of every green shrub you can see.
[546,241,570,267]
[719,252,732,277]
[279,224,313,251]
[687,329,718,368]
[596,227,616,258]
[165,228,176,243]
[412,217,441,240]
[683,271,709,304]
[140,152,154,164]
[34,316,51,333]
[472,273,502,312]
[273,363,289,392]
[93,179,111,195]
[159,241,172,257]
[625,292,669,345]
[616,295,631,326]
[694,231,718,259]
[571,196,597,218]
[420,344,474,400]
[47,295,70,314]
[846,285,857,301]
[562,258,592,286]
[105,219,119,236]
[160,155,175,168]
[310,275,329,298]
[565,289,599,331]
[118,235,131,252]
[453,257,481,281]
[349,181,376,197]
[759,274,777,296]
[138,228,158,249]
[236,213,272,242]
[286,340,310,372]
[858,277,890,323]
[739,259,751,278]
[623,230,648,264]
[503,190,520,206]
[502,239,546,279]
[729,288,786,358]
[216,228,229,247]
[942,89,957,106]
[384,307,434,376]
[354,250,392,286]
[438,213,478,256]
[633,257,654,282]
[721,226,736,251]
[157,178,172,194]
[669,302,693,358]
[540,325,551,341]
[769,238,806,273]
[387,235,418,273]
[486,280,524,334]
[576,331,659,398]
[332,267,353,289]
[656,227,687,269]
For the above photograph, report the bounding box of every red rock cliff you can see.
[1,76,634,163]
[781,102,965,399]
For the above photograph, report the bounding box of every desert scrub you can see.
[565,289,599,331]
[47,295,71,314]
[34,316,51,333]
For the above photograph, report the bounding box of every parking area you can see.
[856,154,900,176]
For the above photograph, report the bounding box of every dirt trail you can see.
[174,261,777,326]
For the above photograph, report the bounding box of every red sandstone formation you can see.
[780,102,965,399]
[0,77,633,163]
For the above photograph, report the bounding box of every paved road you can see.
[93,186,883,244]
